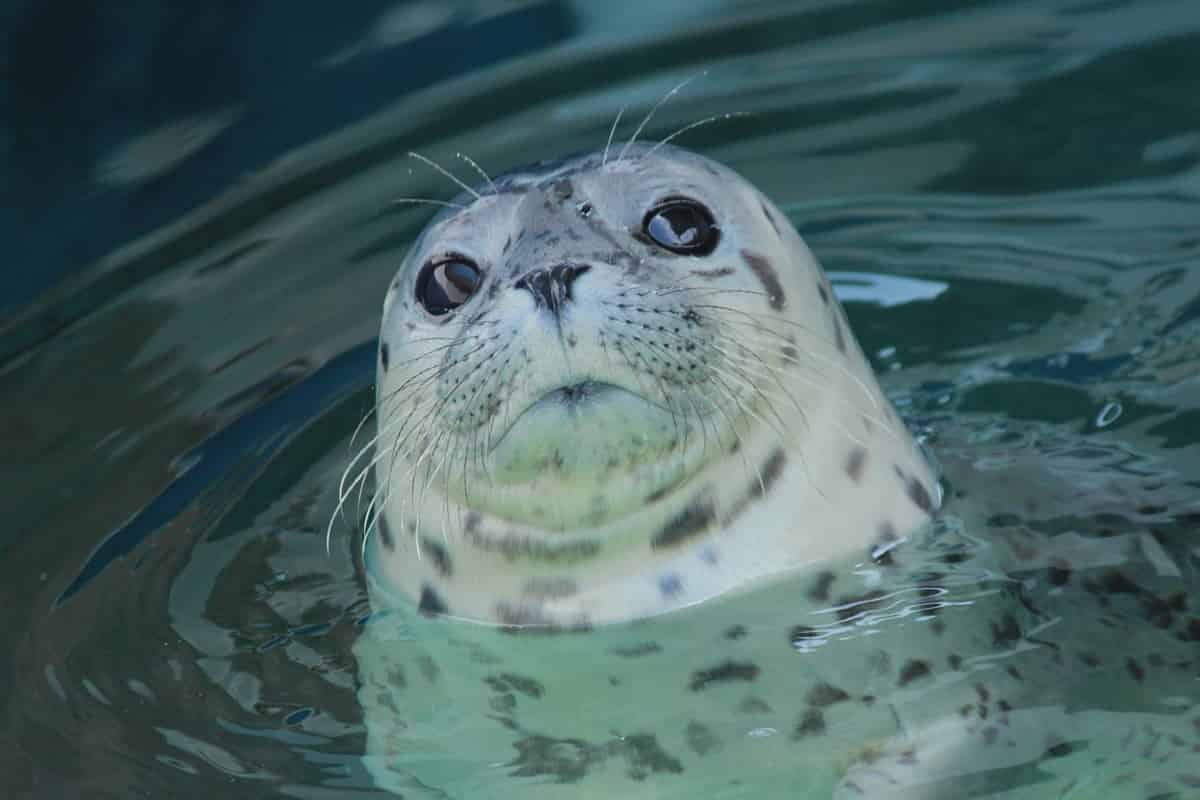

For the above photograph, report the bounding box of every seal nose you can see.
[515,264,590,314]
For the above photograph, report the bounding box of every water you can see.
[2,1,1199,797]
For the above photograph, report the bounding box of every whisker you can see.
[647,111,754,156]
[456,152,499,196]
[602,104,627,167]
[408,151,481,201]
[618,71,706,162]
[389,197,466,212]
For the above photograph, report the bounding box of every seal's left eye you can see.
[642,198,719,255]
[416,257,481,315]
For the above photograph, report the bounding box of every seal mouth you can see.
[486,380,676,457]
[548,380,616,408]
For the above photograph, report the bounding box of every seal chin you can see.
[485,381,689,482]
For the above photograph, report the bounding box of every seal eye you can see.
[415,257,481,315]
[642,199,719,255]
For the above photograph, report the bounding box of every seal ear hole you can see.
[416,256,482,315]
[642,198,719,256]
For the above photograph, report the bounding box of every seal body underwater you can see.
[351,143,1200,797]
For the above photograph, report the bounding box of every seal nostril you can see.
[515,264,591,313]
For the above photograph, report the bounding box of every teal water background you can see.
[2,1,1199,797]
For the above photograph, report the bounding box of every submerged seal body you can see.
[352,144,1198,797]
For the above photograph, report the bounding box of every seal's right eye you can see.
[415,257,481,315]
[642,198,719,256]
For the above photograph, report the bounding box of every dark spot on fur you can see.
[835,590,887,623]
[379,342,389,371]
[807,683,850,707]
[808,571,836,602]
[991,614,1021,648]
[690,266,735,279]
[906,475,934,512]
[490,693,516,713]
[832,313,846,353]
[645,485,671,503]
[793,709,826,739]
[760,198,783,237]
[724,625,748,640]
[750,448,787,499]
[499,673,544,698]
[685,721,720,756]
[1078,652,1101,668]
[416,654,438,682]
[740,250,786,310]
[418,585,447,616]
[658,573,683,598]
[1005,665,1023,681]
[378,515,395,551]
[688,661,760,692]
[739,696,772,714]
[506,736,595,783]
[618,734,684,781]
[551,178,573,201]
[948,654,963,670]
[898,659,932,687]
[1126,657,1146,682]
[982,726,999,746]
[466,526,599,565]
[789,625,822,647]
[844,446,867,483]
[976,684,990,704]
[652,499,716,550]
[420,537,453,578]
[611,642,662,658]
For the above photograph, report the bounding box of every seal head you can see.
[372,143,938,625]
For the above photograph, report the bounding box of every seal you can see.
[351,143,1199,797]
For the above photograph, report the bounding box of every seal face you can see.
[370,142,938,625]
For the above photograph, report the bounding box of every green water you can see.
[2,1,1199,797]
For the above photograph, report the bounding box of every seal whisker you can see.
[601,104,627,167]
[408,151,482,201]
[389,196,467,212]
[455,151,499,196]
[618,71,706,163]
[690,305,883,414]
[646,111,754,157]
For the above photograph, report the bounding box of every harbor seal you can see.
[350,143,1199,797]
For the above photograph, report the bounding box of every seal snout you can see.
[515,263,591,314]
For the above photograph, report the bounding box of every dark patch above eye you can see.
[416,256,481,315]
[642,198,719,255]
